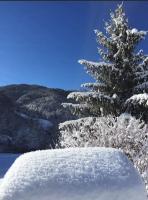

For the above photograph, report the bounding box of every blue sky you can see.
[0,1,148,90]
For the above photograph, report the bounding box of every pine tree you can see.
[62,3,148,121]
[60,4,148,193]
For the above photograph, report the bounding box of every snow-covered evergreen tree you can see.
[62,3,148,121]
[60,3,148,194]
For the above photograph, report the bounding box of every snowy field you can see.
[0,147,147,200]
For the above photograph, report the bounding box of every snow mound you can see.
[0,148,147,200]
[0,179,3,185]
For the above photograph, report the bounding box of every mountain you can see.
[0,84,74,153]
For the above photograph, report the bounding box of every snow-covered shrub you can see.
[0,148,147,200]
[59,114,148,193]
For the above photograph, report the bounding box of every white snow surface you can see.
[127,28,147,36]
[67,92,114,103]
[0,179,3,185]
[131,28,138,34]
[0,147,147,200]
[126,93,148,106]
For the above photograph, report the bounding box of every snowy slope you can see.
[0,147,147,200]
[16,112,53,130]
[0,84,73,152]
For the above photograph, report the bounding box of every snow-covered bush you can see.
[0,148,147,200]
[59,114,148,193]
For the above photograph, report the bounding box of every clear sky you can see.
[0,1,148,90]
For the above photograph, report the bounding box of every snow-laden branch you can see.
[81,82,107,92]
[126,93,148,107]
[67,92,114,104]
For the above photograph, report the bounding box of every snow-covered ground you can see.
[0,178,3,185]
[0,147,147,200]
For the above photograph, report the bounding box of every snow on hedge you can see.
[0,148,147,200]
[59,114,148,193]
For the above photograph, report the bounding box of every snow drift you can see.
[0,147,147,200]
